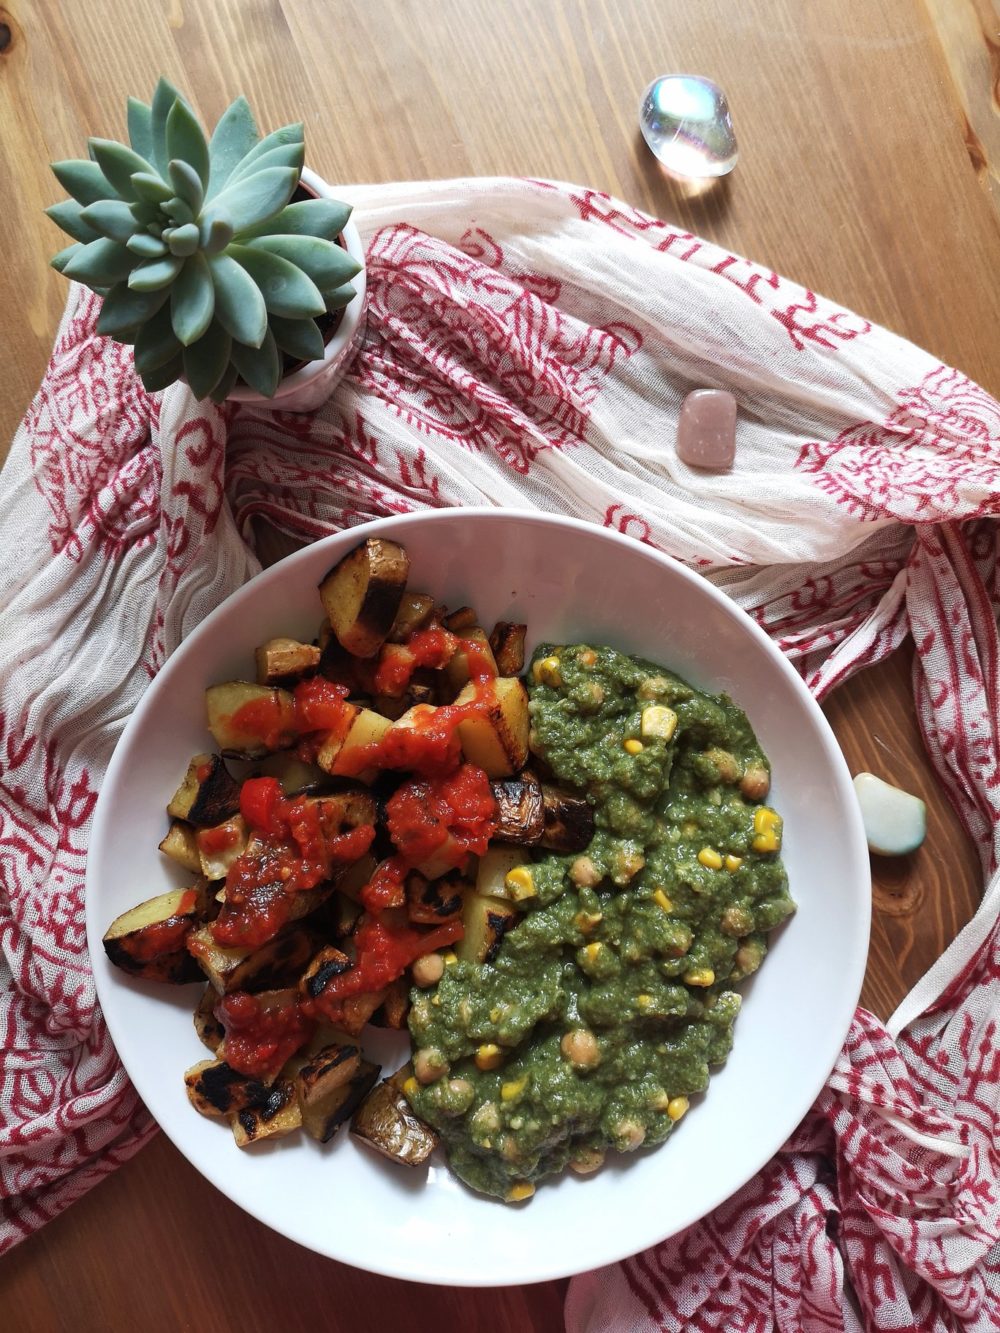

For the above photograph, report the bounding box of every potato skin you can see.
[319,538,409,658]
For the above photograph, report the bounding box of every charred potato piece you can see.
[319,537,409,658]
[489,622,527,677]
[195,814,249,881]
[166,753,242,827]
[230,1080,301,1147]
[445,628,499,692]
[454,677,530,777]
[318,628,362,689]
[388,591,435,642]
[103,884,208,982]
[296,1046,381,1142]
[255,637,321,685]
[205,682,297,759]
[301,945,354,1000]
[539,785,595,853]
[476,845,533,901]
[158,819,203,873]
[350,1076,438,1167]
[406,870,466,925]
[321,707,392,783]
[187,923,316,995]
[305,787,378,834]
[441,606,477,632]
[336,853,377,903]
[250,751,328,796]
[369,978,410,1030]
[490,775,545,844]
[455,891,519,965]
[194,985,225,1052]
[185,1058,271,1118]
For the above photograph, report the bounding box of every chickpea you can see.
[442,1078,475,1114]
[720,906,754,938]
[735,942,765,976]
[740,764,771,801]
[569,855,602,888]
[569,1146,606,1174]
[612,848,645,885]
[614,1119,647,1151]
[470,1101,501,1137]
[637,675,670,701]
[560,1028,601,1069]
[411,952,445,988]
[706,748,740,784]
[578,648,598,668]
[414,1047,449,1084]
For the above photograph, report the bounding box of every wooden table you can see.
[1,2,996,1327]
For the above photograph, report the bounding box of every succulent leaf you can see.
[140,351,184,394]
[200,216,234,255]
[90,139,157,201]
[183,320,232,399]
[268,314,325,363]
[63,237,136,285]
[226,244,324,319]
[163,197,195,225]
[247,235,360,290]
[166,98,210,187]
[206,95,259,199]
[150,78,188,175]
[210,362,240,404]
[129,254,184,291]
[127,98,154,161]
[203,166,299,233]
[225,140,304,187]
[52,159,121,206]
[323,282,357,312]
[167,222,201,257]
[135,301,182,372]
[130,173,174,206]
[96,282,169,337]
[239,198,352,242]
[207,253,268,347]
[50,244,80,274]
[80,199,139,243]
[231,328,282,397]
[233,123,304,176]
[127,232,168,258]
[171,253,215,345]
[45,200,102,244]
[168,159,205,214]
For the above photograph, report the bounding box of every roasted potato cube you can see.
[539,785,595,853]
[300,945,354,1000]
[230,1080,301,1147]
[249,751,327,796]
[185,1059,271,1118]
[158,819,203,873]
[455,890,519,964]
[490,775,545,844]
[166,753,242,827]
[388,591,435,642]
[255,637,321,685]
[319,537,409,658]
[323,708,392,782]
[454,677,530,777]
[336,988,389,1038]
[194,984,225,1052]
[350,1076,438,1167]
[476,846,533,901]
[489,622,527,677]
[441,606,477,632]
[406,870,465,925]
[103,884,208,982]
[205,682,298,759]
[336,853,377,903]
[187,923,316,994]
[296,1046,380,1143]
[195,814,249,880]
[445,628,498,692]
[369,978,410,1030]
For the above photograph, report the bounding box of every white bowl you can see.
[85,509,870,1286]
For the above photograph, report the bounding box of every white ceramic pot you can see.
[227,166,367,413]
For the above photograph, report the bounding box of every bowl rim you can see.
[85,506,871,1285]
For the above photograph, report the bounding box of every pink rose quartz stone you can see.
[677,390,737,470]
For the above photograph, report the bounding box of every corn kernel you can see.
[431,994,442,1006]
[533,656,562,687]
[504,866,537,901]
[442,951,458,966]
[684,967,715,987]
[583,942,604,963]
[501,1077,528,1102]
[402,1077,420,1099]
[636,993,653,1011]
[666,1095,690,1122]
[507,1182,535,1202]
[697,847,723,870]
[641,705,678,742]
[623,738,644,755]
[489,1007,503,1022]
[475,1043,503,1071]
[652,888,674,913]
[574,909,603,933]
[724,854,743,872]
[751,807,782,854]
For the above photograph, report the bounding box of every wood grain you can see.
[0,1,996,1327]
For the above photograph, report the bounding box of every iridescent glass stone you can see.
[639,75,738,179]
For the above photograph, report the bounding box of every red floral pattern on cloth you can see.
[1,178,998,1328]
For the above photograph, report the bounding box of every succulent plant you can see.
[46,79,361,401]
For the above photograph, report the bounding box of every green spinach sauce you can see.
[406,643,795,1200]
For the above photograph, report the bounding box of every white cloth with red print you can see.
[1,177,998,1327]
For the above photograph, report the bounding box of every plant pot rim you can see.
[225,165,367,409]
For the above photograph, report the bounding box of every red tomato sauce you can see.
[373,627,458,696]
[216,990,314,1081]
[130,889,198,961]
